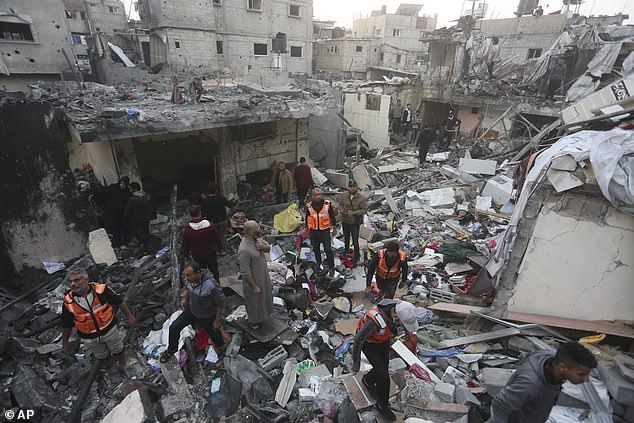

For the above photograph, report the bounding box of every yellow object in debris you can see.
[273,203,304,233]
[579,334,606,345]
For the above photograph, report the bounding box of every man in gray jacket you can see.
[490,341,597,423]
[160,261,225,362]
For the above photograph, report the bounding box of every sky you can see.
[123,0,632,27]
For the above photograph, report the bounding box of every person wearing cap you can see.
[238,220,273,330]
[97,176,131,247]
[351,300,419,421]
[305,187,337,276]
[365,241,408,299]
[338,179,367,266]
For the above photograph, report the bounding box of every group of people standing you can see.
[99,177,157,255]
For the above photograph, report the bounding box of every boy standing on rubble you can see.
[351,300,419,422]
[489,341,597,423]
[61,267,136,371]
[365,241,408,299]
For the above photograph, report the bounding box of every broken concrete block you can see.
[160,394,191,420]
[455,385,481,406]
[377,161,417,173]
[352,164,375,188]
[434,382,455,402]
[551,155,578,171]
[325,171,349,189]
[615,356,634,383]
[422,187,455,208]
[101,389,155,423]
[441,165,480,185]
[389,358,408,374]
[36,343,60,354]
[258,344,288,372]
[11,366,63,411]
[275,359,298,407]
[88,228,118,266]
[459,158,497,175]
[481,175,513,206]
[475,196,494,212]
[482,367,515,397]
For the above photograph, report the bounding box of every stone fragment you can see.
[434,382,456,402]
[11,366,63,412]
[481,367,515,397]
[455,385,481,406]
[88,228,118,266]
[101,389,155,423]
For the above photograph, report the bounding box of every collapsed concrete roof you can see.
[31,78,340,143]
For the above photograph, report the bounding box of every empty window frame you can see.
[527,48,542,59]
[71,33,87,45]
[396,54,401,63]
[108,6,119,13]
[392,28,400,37]
[174,40,181,48]
[355,45,363,52]
[366,94,381,111]
[289,4,300,16]
[247,0,262,11]
[254,43,268,55]
[0,21,34,41]
[216,40,223,54]
[290,46,302,57]
[213,0,221,4]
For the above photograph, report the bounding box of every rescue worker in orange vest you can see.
[365,241,408,299]
[60,267,136,370]
[305,187,337,276]
[351,300,419,421]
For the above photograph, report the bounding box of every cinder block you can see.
[434,382,456,402]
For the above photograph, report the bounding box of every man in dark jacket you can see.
[181,205,222,282]
[416,124,435,166]
[490,342,597,423]
[365,241,408,299]
[201,182,235,254]
[160,261,225,363]
[352,300,419,422]
[124,182,157,254]
[99,176,130,247]
[338,179,367,266]
[293,157,314,208]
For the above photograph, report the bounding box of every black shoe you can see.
[160,350,175,363]
[376,403,396,421]
[361,374,377,398]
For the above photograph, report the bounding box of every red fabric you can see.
[293,164,314,191]
[195,329,209,351]
[180,218,222,256]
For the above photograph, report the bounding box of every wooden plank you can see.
[440,327,521,348]
[405,398,470,414]
[427,303,634,339]
[342,372,399,410]
[391,340,441,383]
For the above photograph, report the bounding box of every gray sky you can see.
[123,0,632,28]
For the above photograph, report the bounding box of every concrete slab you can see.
[377,161,417,173]
[325,171,349,189]
[458,158,497,175]
[101,389,155,423]
[11,366,63,411]
[312,167,328,186]
[455,385,481,406]
[235,317,288,343]
[434,382,456,402]
[352,164,375,188]
[88,228,118,266]
[551,155,578,171]
[422,187,455,208]
[598,365,634,406]
[546,168,584,192]
[482,367,515,397]
[481,175,513,205]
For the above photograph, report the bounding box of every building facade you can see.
[138,0,313,78]
[352,4,436,70]
[313,38,381,79]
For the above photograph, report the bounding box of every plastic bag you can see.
[273,203,303,233]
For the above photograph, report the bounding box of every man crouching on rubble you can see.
[61,267,136,370]
[351,300,419,422]
[161,261,225,363]
[489,341,597,423]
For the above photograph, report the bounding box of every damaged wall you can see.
[497,188,634,323]
[343,92,390,150]
[308,109,346,169]
[0,101,90,272]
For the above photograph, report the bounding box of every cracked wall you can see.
[503,189,634,322]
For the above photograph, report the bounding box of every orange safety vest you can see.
[307,200,332,230]
[63,283,115,335]
[376,249,407,280]
[357,306,396,343]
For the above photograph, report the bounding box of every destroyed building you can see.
[1,1,634,423]
[137,0,314,78]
